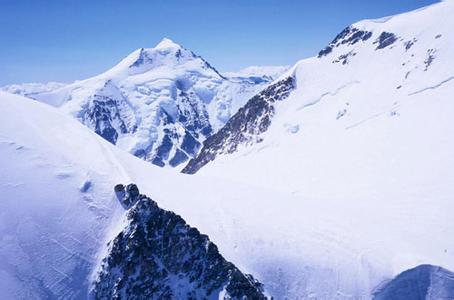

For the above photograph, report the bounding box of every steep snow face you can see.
[29,38,283,168]
[1,82,66,97]
[185,1,454,298]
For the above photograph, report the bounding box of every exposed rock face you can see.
[374,32,398,50]
[318,26,373,57]
[80,80,136,144]
[182,76,295,174]
[92,184,267,299]
[373,264,454,300]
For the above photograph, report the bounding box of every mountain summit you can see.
[155,37,181,49]
[28,39,285,168]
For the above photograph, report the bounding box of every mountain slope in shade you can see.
[373,265,454,300]
[26,38,284,168]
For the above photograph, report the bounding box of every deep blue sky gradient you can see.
[0,0,439,85]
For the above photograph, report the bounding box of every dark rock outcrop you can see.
[373,264,454,300]
[333,51,357,65]
[404,38,417,51]
[424,48,436,71]
[318,26,373,58]
[375,32,398,50]
[182,76,295,174]
[92,184,267,299]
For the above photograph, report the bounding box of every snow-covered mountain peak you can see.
[101,38,217,79]
[317,0,452,60]
[22,40,286,168]
[154,37,181,50]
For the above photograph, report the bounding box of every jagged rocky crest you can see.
[318,26,373,57]
[182,76,295,174]
[373,264,454,300]
[92,184,266,299]
[317,25,398,61]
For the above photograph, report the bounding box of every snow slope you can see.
[27,39,284,169]
[0,91,136,298]
[185,0,454,298]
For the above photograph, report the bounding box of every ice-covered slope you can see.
[184,0,454,298]
[28,38,283,168]
[373,264,454,300]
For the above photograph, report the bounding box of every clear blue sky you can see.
[0,0,439,85]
